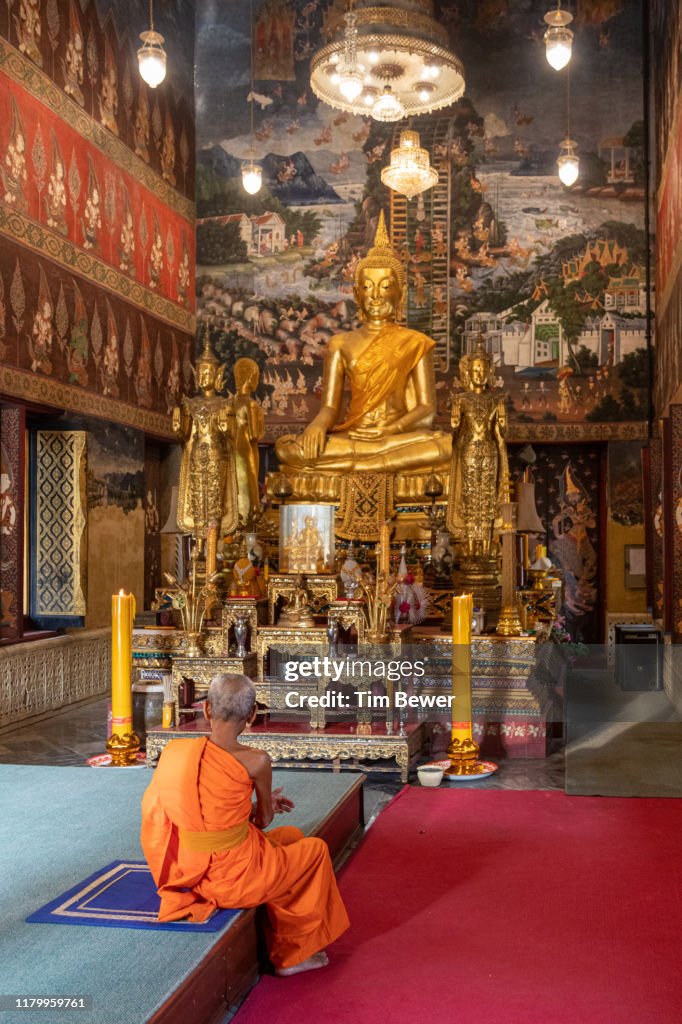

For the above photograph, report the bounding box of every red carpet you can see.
[237,788,682,1024]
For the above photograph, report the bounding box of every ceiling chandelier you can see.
[381,129,437,199]
[310,0,465,123]
[543,1,574,71]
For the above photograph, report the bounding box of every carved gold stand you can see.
[444,736,491,776]
[105,730,141,766]
[453,555,500,626]
[496,496,523,636]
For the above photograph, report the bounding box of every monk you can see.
[141,673,350,975]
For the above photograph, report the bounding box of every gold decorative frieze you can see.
[0,366,174,438]
[0,207,195,333]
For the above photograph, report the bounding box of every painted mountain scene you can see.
[195,0,650,441]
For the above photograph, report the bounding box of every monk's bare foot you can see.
[275,951,329,977]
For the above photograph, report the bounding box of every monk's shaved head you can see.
[207,673,256,722]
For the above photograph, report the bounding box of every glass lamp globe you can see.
[138,31,167,88]
[242,162,262,195]
[338,68,364,102]
[557,152,579,186]
[543,7,574,71]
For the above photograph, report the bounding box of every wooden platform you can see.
[149,773,364,1024]
[147,719,427,783]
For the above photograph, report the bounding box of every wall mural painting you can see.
[0,237,194,423]
[529,444,601,645]
[196,0,650,441]
[0,0,195,200]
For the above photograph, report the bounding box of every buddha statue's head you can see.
[195,328,221,395]
[234,357,259,394]
[468,336,493,391]
[354,211,406,324]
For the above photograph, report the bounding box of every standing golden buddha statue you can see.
[447,339,509,615]
[231,357,265,525]
[172,333,238,541]
[275,212,450,511]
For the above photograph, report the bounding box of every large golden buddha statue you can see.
[275,213,450,499]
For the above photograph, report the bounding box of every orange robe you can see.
[140,737,350,969]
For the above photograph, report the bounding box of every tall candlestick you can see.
[446,591,493,777]
[451,593,473,743]
[106,589,140,765]
[205,522,218,580]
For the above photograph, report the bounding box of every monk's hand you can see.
[302,424,326,461]
[272,787,295,813]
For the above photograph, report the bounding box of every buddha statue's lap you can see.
[275,212,449,490]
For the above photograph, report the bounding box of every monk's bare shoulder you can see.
[233,744,271,779]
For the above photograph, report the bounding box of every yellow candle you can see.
[379,522,390,576]
[451,593,473,743]
[111,589,136,735]
[535,543,547,561]
[205,523,218,579]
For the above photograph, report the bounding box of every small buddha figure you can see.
[446,339,509,560]
[172,332,238,540]
[278,576,315,628]
[275,211,450,478]
[285,515,325,573]
[231,358,265,524]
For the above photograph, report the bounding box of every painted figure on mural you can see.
[177,238,190,306]
[161,113,176,186]
[135,328,154,409]
[101,304,120,398]
[62,1,85,107]
[230,358,265,524]
[29,270,54,375]
[446,339,508,560]
[275,212,450,477]
[550,462,597,643]
[2,100,28,211]
[119,190,136,274]
[82,161,101,251]
[66,283,89,386]
[134,88,151,164]
[149,221,164,290]
[165,335,181,415]
[172,332,238,539]
[15,0,42,66]
[45,136,67,235]
[99,41,119,136]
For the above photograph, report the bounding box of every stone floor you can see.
[0,696,565,813]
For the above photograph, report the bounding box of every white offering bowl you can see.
[417,765,444,787]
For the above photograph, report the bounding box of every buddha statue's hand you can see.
[302,424,327,460]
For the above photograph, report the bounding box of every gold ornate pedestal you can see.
[268,574,338,624]
[171,653,258,724]
[145,720,427,783]
[453,557,501,625]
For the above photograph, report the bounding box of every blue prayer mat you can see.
[26,860,240,932]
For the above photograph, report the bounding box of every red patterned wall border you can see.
[263,419,649,444]
[0,69,195,314]
[0,35,194,213]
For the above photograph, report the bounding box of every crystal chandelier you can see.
[310,0,465,123]
[543,2,574,71]
[138,0,167,88]
[381,129,437,199]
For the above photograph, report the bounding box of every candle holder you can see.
[106,729,141,766]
